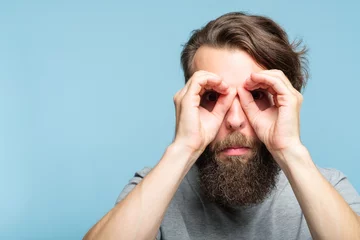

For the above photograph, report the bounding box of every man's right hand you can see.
[173,70,236,160]
[83,70,236,240]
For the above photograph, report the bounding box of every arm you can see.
[273,144,360,239]
[238,70,360,240]
[83,143,199,240]
[83,71,236,240]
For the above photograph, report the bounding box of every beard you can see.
[195,131,280,207]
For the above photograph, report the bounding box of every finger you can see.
[255,70,304,103]
[175,72,221,122]
[238,86,260,121]
[257,84,277,95]
[174,72,224,135]
[184,75,229,105]
[262,70,304,102]
[211,87,237,120]
[245,73,291,96]
[199,85,215,97]
[246,82,277,96]
[183,71,222,93]
[175,72,216,107]
[199,80,229,96]
[261,70,297,93]
[173,89,183,133]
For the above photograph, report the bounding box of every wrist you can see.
[270,144,315,170]
[169,141,203,165]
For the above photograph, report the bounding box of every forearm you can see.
[274,145,360,240]
[83,143,199,240]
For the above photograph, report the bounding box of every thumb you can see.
[238,86,259,121]
[212,87,236,120]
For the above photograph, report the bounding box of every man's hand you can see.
[238,70,303,156]
[237,70,360,240]
[173,70,236,158]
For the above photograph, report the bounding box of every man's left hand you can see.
[238,70,304,157]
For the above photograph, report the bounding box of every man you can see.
[83,12,360,240]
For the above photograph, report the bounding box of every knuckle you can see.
[192,70,205,78]
[192,70,216,81]
[274,69,284,75]
[288,95,298,105]
[173,91,183,104]
[179,95,187,105]
[190,77,205,87]
[274,69,288,79]
[298,93,304,103]
[173,92,179,102]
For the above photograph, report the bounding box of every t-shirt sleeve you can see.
[327,169,360,215]
[115,167,152,204]
[115,167,161,240]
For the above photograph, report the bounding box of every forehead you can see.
[193,46,264,87]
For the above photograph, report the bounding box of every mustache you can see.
[212,132,260,154]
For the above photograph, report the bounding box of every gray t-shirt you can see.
[116,165,360,240]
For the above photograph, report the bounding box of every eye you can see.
[203,91,219,102]
[251,90,265,100]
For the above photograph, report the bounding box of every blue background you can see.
[1,1,359,239]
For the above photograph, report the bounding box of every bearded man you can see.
[83,12,360,240]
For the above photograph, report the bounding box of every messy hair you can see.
[181,12,308,91]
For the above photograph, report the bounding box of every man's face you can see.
[193,46,280,207]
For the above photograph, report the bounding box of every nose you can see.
[225,95,247,130]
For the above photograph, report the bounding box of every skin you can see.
[191,46,273,159]
[83,46,360,240]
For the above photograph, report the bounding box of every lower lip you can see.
[221,147,250,156]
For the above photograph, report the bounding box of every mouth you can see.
[220,146,251,156]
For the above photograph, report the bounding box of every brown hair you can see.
[181,12,308,91]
